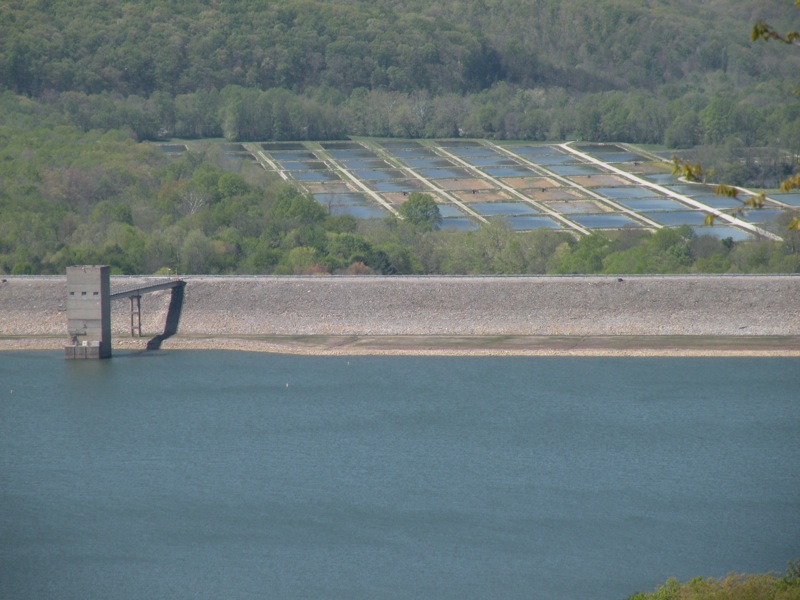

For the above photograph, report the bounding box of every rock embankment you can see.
[1,275,798,340]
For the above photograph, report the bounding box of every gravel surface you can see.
[2,275,798,342]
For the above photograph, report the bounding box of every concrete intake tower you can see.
[64,265,112,359]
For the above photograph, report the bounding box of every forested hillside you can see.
[1,0,799,275]
[3,0,798,148]
[8,0,795,95]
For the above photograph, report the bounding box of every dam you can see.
[0,274,798,355]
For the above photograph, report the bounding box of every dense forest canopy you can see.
[3,0,798,96]
[1,0,799,275]
[2,0,798,148]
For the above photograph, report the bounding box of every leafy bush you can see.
[626,560,800,600]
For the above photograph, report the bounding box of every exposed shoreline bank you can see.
[3,334,800,357]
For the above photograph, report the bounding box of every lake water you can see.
[1,352,798,600]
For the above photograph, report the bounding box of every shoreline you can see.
[3,334,800,357]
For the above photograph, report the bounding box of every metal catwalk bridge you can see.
[110,279,185,337]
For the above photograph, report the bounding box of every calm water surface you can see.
[1,352,798,599]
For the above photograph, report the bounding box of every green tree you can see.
[276,246,325,275]
[326,232,374,272]
[10,261,34,275]
[664,111,702,148]
[179,229,214,273]
[552,233,611,274]
[268,187,327,229]
[701,96,736,145]
[397,192,442,231]
[217,172,250,199]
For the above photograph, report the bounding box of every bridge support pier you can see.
[130,294,142,337]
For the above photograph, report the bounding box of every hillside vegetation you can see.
[626,560,800,600]
[6,0,796,96]
[1,0,799,275]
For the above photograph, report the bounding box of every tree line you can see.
[19,82,796,190]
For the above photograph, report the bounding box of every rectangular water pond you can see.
[616,198,689,211]
[462,156,518,167]
[351,169,407,180]
[545,201,604,214]
[388,148,439,159]
[402,158,459,169]
[524,153,576,165]
[548,165,605,176]
[471,202,539,216]
[336,159,389,169]
[690,225,753,241]
[594,186,664,199]
[326,149,378,160]
[437,204,469,218]
[505,215,562,230]
[277,160,328,171]
[330,204,389,218]
[372,180,427,193]
[768,192,800,206]
[689,195,746,210]
[268,151,318,161]
[416,168,472,179]
[662,183,717,196]
[290,171,340,182]
[642,211,709,226]
[313,193,372,207]
[507,145,562,156]
[482,166,538,178]
[643,173,680,185]
[570,214,644,229]
[740,209,786,224]
[445,146,497,158]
